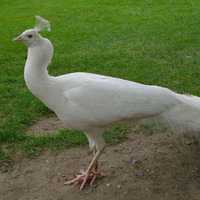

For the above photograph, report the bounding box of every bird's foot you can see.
[64,170,106,190]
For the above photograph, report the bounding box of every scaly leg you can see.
[64,147,106,190]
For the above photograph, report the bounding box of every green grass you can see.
[1,0,200,164]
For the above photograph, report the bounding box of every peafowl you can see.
[13,16,200,190]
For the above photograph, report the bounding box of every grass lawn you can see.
[1,0,200,164]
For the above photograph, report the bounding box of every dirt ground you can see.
[1,117,200,200]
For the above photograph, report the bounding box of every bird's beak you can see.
[13,36,23,42]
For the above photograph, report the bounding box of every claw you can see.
[64,147,106,190]
[90,175,97,186]
[64,171,106,190]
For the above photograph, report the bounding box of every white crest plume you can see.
[34,16,51,32]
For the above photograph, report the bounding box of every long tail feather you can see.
[158,93,200,140]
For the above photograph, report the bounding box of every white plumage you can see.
[13,16,200,190]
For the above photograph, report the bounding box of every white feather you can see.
[14,16,200,189]
[34,16,51,32]
[15,16,200,150]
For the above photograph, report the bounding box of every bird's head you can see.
[13,16,51,47]
[13,29,41,47]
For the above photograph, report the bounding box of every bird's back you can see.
[50,72,178,131]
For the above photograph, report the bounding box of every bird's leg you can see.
[64,146,106,190]
[91,147,98,172]
[89,147,102,186]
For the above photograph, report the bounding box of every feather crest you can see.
[34,16,51,32]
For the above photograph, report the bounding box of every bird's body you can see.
[14,16,200,190]
[24,42,177,149]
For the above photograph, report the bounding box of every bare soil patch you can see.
[1,117,200,200]
[27,117,65,136]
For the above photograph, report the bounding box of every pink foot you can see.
[64,170,106,190]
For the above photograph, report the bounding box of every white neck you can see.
[24,38,54,102]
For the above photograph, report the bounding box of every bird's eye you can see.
[28,34,33,38]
